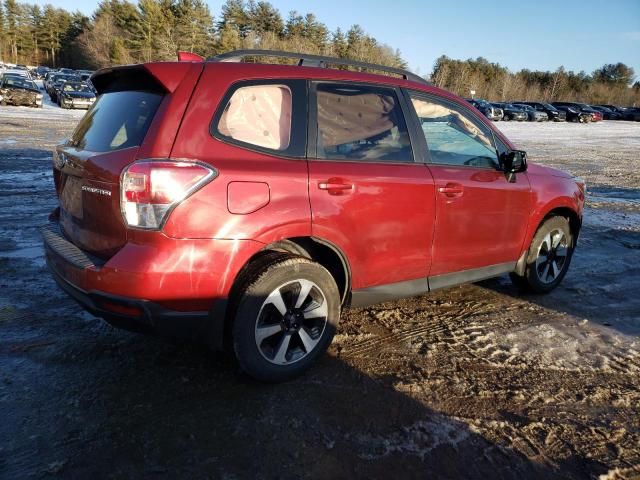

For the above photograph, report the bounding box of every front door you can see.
[406,92,531,282]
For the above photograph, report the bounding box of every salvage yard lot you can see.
[0,103,638,479]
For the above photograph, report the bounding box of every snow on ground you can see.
[0,107,639,478]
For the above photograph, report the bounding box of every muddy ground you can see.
[0,103,639,479]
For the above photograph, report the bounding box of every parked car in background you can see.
[492,102,527,121]
[516,101,566,121]
[466,98,503,121]
[615,106,640,121]
[552,102,602,122]
[57,81,96,109]
[48,74,81,102]
[42,50,585,382]
[33,66,51,79]
[0,75,43,107]
[551,103,591,123]
[1,68,32,81]
[513,103,548,121]
[590,105,622,120]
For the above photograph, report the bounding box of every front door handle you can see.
[318,178,353,195]
[438,183,464,197]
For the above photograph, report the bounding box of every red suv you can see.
[43,50,585,382]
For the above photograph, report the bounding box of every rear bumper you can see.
[40,221,260,349]
[47,258,215,341]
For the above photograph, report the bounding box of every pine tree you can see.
[4,0,19,63]
[174,0,214,55]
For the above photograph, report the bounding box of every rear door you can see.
[405,91,531,282]
[307,82,436,292]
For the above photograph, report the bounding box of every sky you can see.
[30,0,640,79]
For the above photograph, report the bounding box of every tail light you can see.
[121,160,216,229]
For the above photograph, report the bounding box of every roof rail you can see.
[207,49,429,85]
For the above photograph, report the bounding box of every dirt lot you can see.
[0,102,639,479]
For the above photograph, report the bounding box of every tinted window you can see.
[314,83,412,163]
[70,90,163,152]
[217,85,292,150]
[410,95,498,168]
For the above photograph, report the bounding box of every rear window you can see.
[69,91,163,152]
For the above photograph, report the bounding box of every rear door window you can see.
[70,91,163,152]
[312,83,413,163]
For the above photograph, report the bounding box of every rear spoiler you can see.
[91,62,197,95]
[177,51,204,62]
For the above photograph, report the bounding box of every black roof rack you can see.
[207,49,429,85]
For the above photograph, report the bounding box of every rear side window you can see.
[70,91,163,152]
[313,83,412,163]
[217,85,292,150]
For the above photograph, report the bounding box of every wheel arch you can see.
[218,236,351,351]
[515,204,582,276]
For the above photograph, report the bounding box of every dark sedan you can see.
[491,102,527,121]
[516,101,566,121]
[512,104,548,121]
[465,98,503,121]
[552,102,602,122]
[57,81,96,109]
[591,105,622,120]
[551,104,591,123]
[0,76,43,107]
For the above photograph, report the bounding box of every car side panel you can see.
[521,166,584,253]
[164,64,311,243]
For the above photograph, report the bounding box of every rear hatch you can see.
[53,69,167,259]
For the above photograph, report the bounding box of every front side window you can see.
[410,94,498,168]
[217,85,292,151]
[314,83,412,163]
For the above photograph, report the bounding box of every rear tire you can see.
[232,254,340,382]
[510,216,574,294]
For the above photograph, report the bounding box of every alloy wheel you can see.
[535,229,569,284]
[254,279,328,365]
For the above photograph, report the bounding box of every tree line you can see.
[0,0,406,70]
[0,0,637,106]
[433,56,639,106]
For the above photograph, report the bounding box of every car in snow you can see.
[57,81,96,109]
[590,105,622,120]
[0,75,43,107]
[465,98,503,121]
[552,102,602,122]
[42,50,586,382]
[551,104,592,123]
[491,102,527,121]
[515,101,566,122]
[48,74,81,103]
[512,103,548,121]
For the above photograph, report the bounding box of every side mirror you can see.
[500,150,528,173]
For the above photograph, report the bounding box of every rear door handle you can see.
[438,183,464,197]
[318,179,353,195]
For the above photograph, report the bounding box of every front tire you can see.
[232,254,340,382]
[511,216,574,294]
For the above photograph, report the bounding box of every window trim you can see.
[307,80,420,165]
[209,78,307,158]
[405,90,502,170]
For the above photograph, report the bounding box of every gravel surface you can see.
[0,102,639,479]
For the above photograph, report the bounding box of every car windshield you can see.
[542,103,557,111]
[63,83,92,93]
[2,77,36,89]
